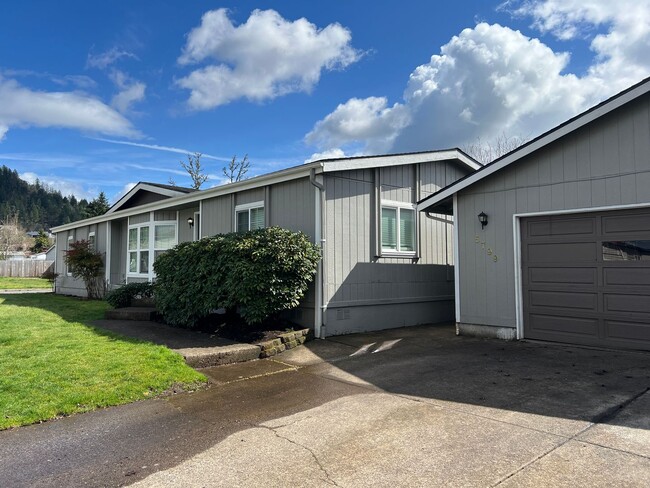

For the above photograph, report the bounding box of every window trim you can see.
[380,199,417,257]
[126,216,177,280]
[88,231,96,249]
[235,200,265,232]
[66,235,73,276]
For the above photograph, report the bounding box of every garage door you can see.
[521,208,650,351]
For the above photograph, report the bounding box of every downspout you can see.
[309,167,326,339]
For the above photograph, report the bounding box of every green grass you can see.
[0,294,206,430]
[0,277,52,289]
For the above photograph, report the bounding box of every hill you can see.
[0,165,90,231]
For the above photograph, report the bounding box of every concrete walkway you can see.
[1,324,649,487]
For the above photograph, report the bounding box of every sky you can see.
[1,0,649,203]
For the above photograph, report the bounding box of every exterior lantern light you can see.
[478,212,488,229]
[187,217,194,228]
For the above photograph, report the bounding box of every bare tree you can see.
[223,154,250,183]
[462,132,528,165]
[180,152,208,189]
[0,213,28,260]
[167,177,177,187]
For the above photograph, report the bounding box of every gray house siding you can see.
[56,222,107,296]
[201,195,233,236]
[455,92,650,336]
[110,218,127,285]
[178,207,199,243]
[323,162,469,335]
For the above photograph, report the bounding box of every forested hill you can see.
[0,165,90,230]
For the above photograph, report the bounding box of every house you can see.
[418,76,650,352]
[51,151,480,337]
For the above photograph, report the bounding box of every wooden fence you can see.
[0,260,54,277]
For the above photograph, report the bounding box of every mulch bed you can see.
[192,312,300,344]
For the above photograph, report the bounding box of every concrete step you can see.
[105,307,157,321]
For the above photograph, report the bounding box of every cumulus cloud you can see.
[109,70,146,113]
[19,172,98,201]
[0,77,141,140]
[87,47,138,69]
[176,8,362,109]
[305,148,348,164]
[112,182,137,204]
[307,1,650,156]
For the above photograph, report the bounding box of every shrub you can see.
[154,227,321,328]
[63,240,105,299]
[106,282,155,308]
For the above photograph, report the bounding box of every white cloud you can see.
[306,97,410,154]
[0,77,141,140]
[87,47,138,69]
[19,172,98,201]
[177,8,362,109]
[307,1,650,157]
[109,70,146,113]
[305,148,348,164]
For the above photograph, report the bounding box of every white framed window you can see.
[88,231,95,248]
[127,217,177,278]
[381,201,416,255]
[235,201,265,232]
[67,235,73,276]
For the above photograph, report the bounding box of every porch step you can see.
[105,307,157,321]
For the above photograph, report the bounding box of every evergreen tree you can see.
[86,192,110,217]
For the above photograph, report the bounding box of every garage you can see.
[521,208,650,351]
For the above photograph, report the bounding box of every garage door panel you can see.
[604,267,650,286]
[528,218,595,236]
[604,293,650,314]
[529,314,599,336]
[528,267,596,285]
[605,320,650,342]
[529,290,597,311]
[602,213,650,234]
[528,242,597,263]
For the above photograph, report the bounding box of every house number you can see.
[475,235,498,262]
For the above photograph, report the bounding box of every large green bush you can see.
[153,227,321,328]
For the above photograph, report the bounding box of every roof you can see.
[417,76,650,213]
[107,182,197,214]
[52,148,478,233]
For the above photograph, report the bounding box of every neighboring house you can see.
[419,76,650,352]
[51,151,480,337]
[45,245,56,261]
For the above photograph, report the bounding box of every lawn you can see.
[0,294,206,430]
[0,277,52,289]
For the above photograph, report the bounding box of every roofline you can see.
[319,148,481,172]
[52,148,479,233]
[417,76,650,212]
[52,162,322,232]
[107,182,193,214]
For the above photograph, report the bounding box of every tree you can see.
[86,192,110,217]
[223,154,250,183]
[0,213,27,260]
[31,230,52,253]
[462,132,528,165]
[63,240,105,299]
[180,152,208,189]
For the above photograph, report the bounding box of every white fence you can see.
[0,260,54,277]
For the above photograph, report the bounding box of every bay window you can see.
[127,219,177,277]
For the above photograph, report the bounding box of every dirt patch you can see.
[193,313,301,345]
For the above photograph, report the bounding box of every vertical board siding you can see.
[269,177,315,239]
[457,92,650,328]
[178,207,199,243]
[324,160,470,313]
[201,195,233,236]
[129,213,149,225]
[154,210,176,221]
[235,187,265,206]
[111,218,127,285]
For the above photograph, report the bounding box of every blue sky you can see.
[1,1,649,202]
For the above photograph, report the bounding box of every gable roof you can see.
[417,76,650,213]
[107,182,196,214]
[51,148,478,233]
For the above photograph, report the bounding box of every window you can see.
[88,231,95,248]
[235,202,265,232]
[381,203,416,254]
[128,220,177,277]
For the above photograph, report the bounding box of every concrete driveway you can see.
[1,324,649,487]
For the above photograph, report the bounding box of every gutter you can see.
[309,167,326,339]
